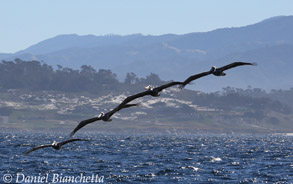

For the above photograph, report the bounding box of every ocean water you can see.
[1,133,293,183]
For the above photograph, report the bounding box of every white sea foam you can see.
[211,156,222,162]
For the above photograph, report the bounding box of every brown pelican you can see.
[210,62,257,76]
[70,103,138,136]
[70,81,182,136]
[25,139,88,155]
[99,103,138,122]
[179,71,212,89]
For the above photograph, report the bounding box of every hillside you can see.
[0,88,292,134]
[0,60,292,134]
[1,16,293,91]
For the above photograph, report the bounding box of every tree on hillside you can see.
[124,72,139,85]
[139,73,163,86]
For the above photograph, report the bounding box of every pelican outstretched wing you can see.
[59,139,89,146]
[25,144,52,155]
[123,103,140,108]
[107,82,183,117]
[71,97,142,136]
[70,116,102,137]
[154,81,183,92]
[106,91,150,118]
[216,62,256,72]
[180,71,211,89]
[118,91,151,107]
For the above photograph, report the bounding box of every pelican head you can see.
[210,66,216,73]
[98,112,104,118]
[52,140,57,146]
[145,85,154,91]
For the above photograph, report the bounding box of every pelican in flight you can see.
[25,139,88,155]
[70,81,183,136]
[210,62,257,76]
[70,103,138,136]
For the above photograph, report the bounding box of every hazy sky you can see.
[1,0,293,53]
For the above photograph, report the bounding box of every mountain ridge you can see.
[1,15,293,91]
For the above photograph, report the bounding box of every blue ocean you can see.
[1,133,293,183]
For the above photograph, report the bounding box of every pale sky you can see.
[1,0,293,53]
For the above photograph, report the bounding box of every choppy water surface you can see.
[1,133,293,183]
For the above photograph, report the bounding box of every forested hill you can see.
[0,59,292,103]
[0,59,292,134]
[0,59,165,94]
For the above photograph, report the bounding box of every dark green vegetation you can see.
[0,60,292,134]
[0,59,163,94]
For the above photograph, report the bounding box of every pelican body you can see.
[70,103,138,136]
[25,139,88,155]
[51,140,61,150]
[210,62,256,76]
